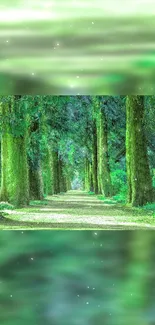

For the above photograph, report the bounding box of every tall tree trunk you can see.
[97,113,102,194]
[92,118,98,194]
[58,158,66,193]
[0,106,9,201]
[84,157,91,192]
[29,161,44,200]
[126,96,154,206]
[89,163,94,192]
[0,96,29,206]
[40,109,53,197]
[98,106,112,197]
[84,158,87,191]
[126,99,132,204]
[66,178,71,191]
[28,112,44,200]
[52,150,60,194]
[42,146,53,196]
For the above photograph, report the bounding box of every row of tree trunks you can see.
[0,97,68,207]
[0,95,154,208]
[51,150,68,195]
[89,95,154,206]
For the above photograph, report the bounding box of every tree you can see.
[126,95,154,206]
[0,96,29,207]
[98,102,112,197]
[92,106,98,194]
[28,108,44,200]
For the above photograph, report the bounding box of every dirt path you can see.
[1,191,155,230]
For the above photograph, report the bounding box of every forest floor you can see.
[0,191,155,230]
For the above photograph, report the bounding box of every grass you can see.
[97,196,117,205]
[112,194,126,204]
[141,203,155,218]
[97,193,126,204]
[88,191,95,195]
[30,200,49,206]
[142,203,155,211]
[97,193,155,224]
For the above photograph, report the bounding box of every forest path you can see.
[1,190,155,230]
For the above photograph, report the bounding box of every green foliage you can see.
[112,194,126,204]
[98,196,116,204]
[111,169,127,195]
[0,202,14,210]
[97,195,106,200]
[142,203,155,212]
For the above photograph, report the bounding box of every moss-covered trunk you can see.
[96,112,102,194]
[28,112,44,201]
[84,158,91,192]
[66,178,71,191]
[0,106,9,201]
[92,118,98,194]
[58,158,67,193]
[98,106,112,197]
[52,150,60,194]
[29,161,44,200]
[126,96,154,206]
[42,146,53,196]
[89,163,94,192]
[126,99,132,204]
[40,110,53,197]
[0,96,29,206]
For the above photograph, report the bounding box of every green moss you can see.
[42,146,53,196]
[88,191,95,195]
[0,98,29,207]
[142,203,155,212]
[126,96,132,203]
[112,194,126,204]
[98,105,112,197]
[84,158,92,192]
[0,202,14,210]
[92,101,98,194]
[52,150,60,194]
[126,96,154,207]
[28,112,44,200]
[29,167,44,200]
